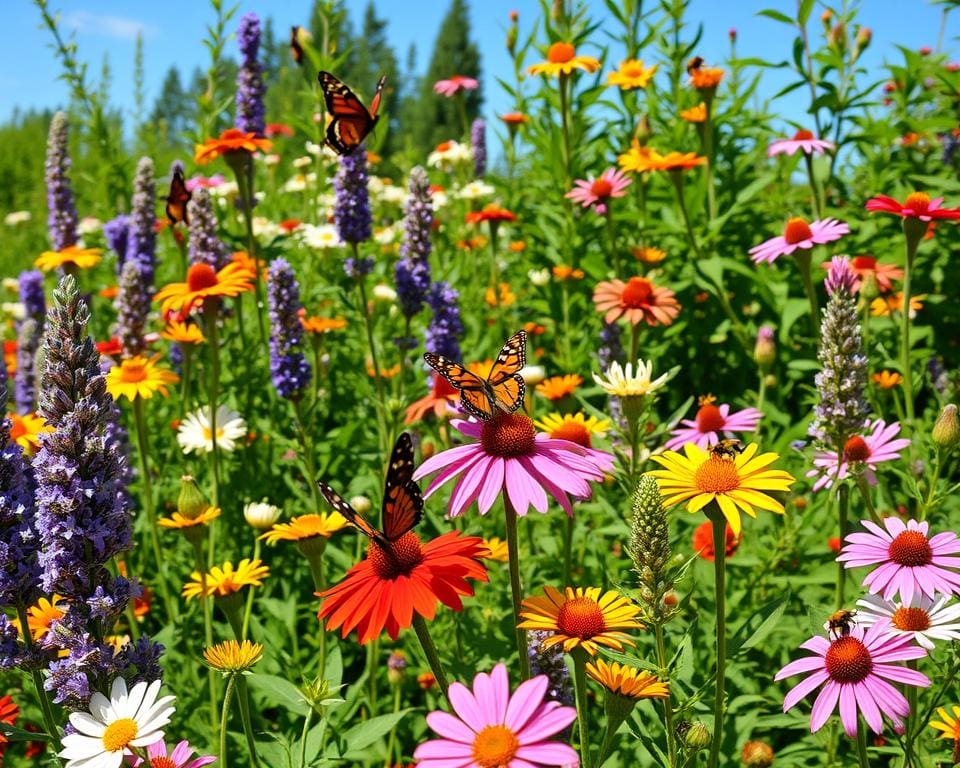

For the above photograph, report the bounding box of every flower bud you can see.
[684,721,712,751]
[829,21,846,51]
[728,28,737,42]
[387,650,407,685]
[753,326,776,372]
[821,9,833,26]
[932,404,960,450]
[421,440,436,460]
[417,671,437,690]
[741,740,775,768]
[854,27,872,56]
[178,475,209,521]
[350,495,372,515]
[661,590,680,609]
[244,500,281,530]
[520,365,546,386]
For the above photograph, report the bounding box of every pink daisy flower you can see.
[775,623,929,738]
[127,740,215,768]
[749,217,849,264]
[185,174,226,192]
[663,395,761,451]
[414,663,578,768]
[767,129,835,157]
[806,419,910,492]
[838,518,960,604]
[433,75,480,97]
[565,168,632,209]
[413,413,613,517]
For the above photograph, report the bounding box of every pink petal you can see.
[426,711,477,742]
[515,742,581,764]
[477,457,506,515]
[505,675,549,732]
[447,681,486,733]
[810,681,840,732]
[838,685,859,738]
[782,670,829,710]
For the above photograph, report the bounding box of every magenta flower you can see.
[767,129,835,157]
[838,518,960,603]
[127,740,216,768]
[413,413,613,517]
[749,217,849,264]
[806,419,910,492]
[565,168,632,209]
[775,623,929,738]
[433,75,480,97]
[414,663,579,768]
[663,395,761,451]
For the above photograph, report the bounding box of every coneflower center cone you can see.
[793,129,814,141]
[888,530,933,567]
[150,758,177,768]
[591,178,613,199]
[696,403,726,433]
[368,531,424,579]
[694,456,741,493]
[187,263,219,292]
[480,413,536,457]
[621,277,654,308]
[557,596,606,638]
[824,636,873,683]
[891,606,931,632]
[547,41,575,63]
[783,217,813,245]
[905,191,930,214]
[472,724,520,768]
[101,718,138,752]
[843,435,871,462]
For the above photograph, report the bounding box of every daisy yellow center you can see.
[622,62,646,77]
[696,403,725,433]
[621,277,654,308]
[905,192,930,213]
[187,263,219,292]
[888,530,933,567]
[557,596,606,638]
[694,455,741,493]
[472,724,519,768]
[852,255,876,270]
[590,178,614,198]
[150,758,177,768]
[118,360,149,383]
[547,42,576,63]
[783,217,813,245]
[550,421,592,448]
[824,636,873,683]
[481,413,536,457]
[842,436,871,462]
[202,427,226,441]
[368,531,424,579]
[793,129,814,141]
[102,718,138,752]
[891,606,931,632]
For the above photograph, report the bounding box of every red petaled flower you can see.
[264,122,294,137]
[317,531,489,643]
[465,204,517,224]
[692,520,740,561]
[865,192,960,222]
[0,694,19,758]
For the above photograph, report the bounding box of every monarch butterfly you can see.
[318,432,423,550]
[317,71,386,156]
[165,167,191,226]
[423,330,527,421]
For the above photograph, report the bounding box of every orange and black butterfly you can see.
[317,71,386,155]
[165,167,191,226]
[290,26,304,66]
[424,330,526,421]
[318,432,423,550]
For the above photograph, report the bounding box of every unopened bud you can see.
[350,495,372,515]
[859,270,879,301]
[854,27,872,54]
[387,650,407,685]
[753,326,776,372]
[178,475,209,520]
[684,721,712,751]
[244,500,281,530]
[421,440,436,460]
[821,9,833,25]
[728,28,737,42]
[932,404,960,450]
[661,590,680,609]
[741,740,775,767]
[829,22,847,51]
[635,115,652,142]
[520,365,546,386]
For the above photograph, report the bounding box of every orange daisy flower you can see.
[8,412,52,456]
[606,59,658,90]
[631,246,667,264]
[317,531,489,644]
[872,371,902,389]
[536,374,583,401]
[500,113,530,126]
[406,375,460,424]
[552,265,585,281]
[194,128,273,165]
[870,292,925,318]
[3,341,16,376]
[528,42,600,77]
[154,262,255,315]
[161,320,205,345]
[689,65,725,90]
[680,102,708,123]
[593,277,681,326]
[35,245,102,273]
[485,282,516,307]
[300,314,348,335]
[618,140,661,174]
[466,204,517,225]
[644,151,708,172]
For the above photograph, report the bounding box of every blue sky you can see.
[2,1,957,130]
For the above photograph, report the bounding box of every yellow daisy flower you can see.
[182,558,269,600]
[17,595,66,642]
[158,507,221,529]
[35,245,102,272]
[647,442,795,536]
[870,292,925,318]
[528,42,600,77]
[203,639,264,673]
[631,246,667,264]
[519,586,643,656]
[259,512,348,545]
[8,412,52,456]
[586,658,670,699]
[535,413,609,449]
[607,59,658,90]
[930,705,960,740]
[105,356,179,401]
[618,141,662,174]
[161,320,205,345]
[480,537,509,562]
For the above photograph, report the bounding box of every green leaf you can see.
[728,593,792,656]
[798,0,815,25]
[247,673,311,716]
[0,723,52,742]
[337,710,411,756]
[756,9,794,24]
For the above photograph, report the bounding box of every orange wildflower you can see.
[552,265,585,281]
[536,374,583,401]
[194,128,273,165]
[593,277,681,326]
[528,42,600,77]
[680,102,708,123]
[154,262,255,315]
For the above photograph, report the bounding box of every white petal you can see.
[68,712,107,737]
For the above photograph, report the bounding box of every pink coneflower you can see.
[127,740,215,768]
[821,255,903,293]
[767,129,835,157]
[806,419,910,492]
[565,168,632,209]
[414,663,578,768]
[413,413,613,517]
[775,623,929,737]
[855,593,960,651]
[807,419,908,491]
[433,75,480,97]
[865,191,960,221]
[749,217,849,264]
[838,518,960,604]
[663,394,761,451]
[185,174,226,192]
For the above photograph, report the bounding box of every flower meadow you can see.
[4,0,960,766]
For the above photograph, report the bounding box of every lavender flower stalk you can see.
[236,13,266,136]
[334,145,372,244]
[187,188,229,270]
[103,214,130,266]
[14,319,40,415]
[19,270,46,322]
[116,260,149,358]
[527,630,574,706]
[126,157,157,288]
[808,256,869,449]
[395,167,433,319]
[425,281,464,360]
[45,111,78,251]
[267,258,311,400]
[471,118,487,177]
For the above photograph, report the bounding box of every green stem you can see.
[488,222,501,309]
[191,537,219,739]
[630,324,640,365]
[384,685,402,768]
[854,474,880,524]
[706,509,727,768]
[505,498,531,680]
[17,605,60,752]
[605,209,620,276]
[804,152,824,219]
[572,648,593,768]
[293,399,323,514]
[412,614,451,698]
[307,551,328,681]
[795,251,820,337]
[558,74,573,180]
[654,623,678,767]
[560,282,572,370]
[900,231,919,429]
[903,659,920,767]
[204,309,222,571]
[922,449,944,519]
[179,347,193,417]
[236,675,262,767]
[703,105,717,222]
[562,516,573,587]
[219,673,237,768]
[835,483,849,609]
[671,172,704,261]
[355,263,387,454]
[298,708,314,768]
[857,717,871,768]
[241,538,261,640]
[366,639,379,716]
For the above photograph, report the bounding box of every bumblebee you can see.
[827,609,857,638]
[686,56,704,75]
[710,439,744,460]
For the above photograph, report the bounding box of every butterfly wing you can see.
[423,353,496,420]
[318,480,388,547]
[290,26,304,65]
[381,433,423,541]
[165,168,191,226]
[318,71,377,155]
[368,76,386,119]
[486,330,527,414]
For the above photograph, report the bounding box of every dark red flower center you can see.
[783,217,813,245]
[187,263,219,292]
[905,192,930,214]
[590,178,614,199]
[696,403,726,433]
[824,636,873,683]
[888,530,933,567]
[843,436,871,462]
[621,277,654,308]
[793,129,815,141]
[368,532,424,579]
[852,255,877,271]
[149,758,177,768]
[480,413,536,457]
[556,596,606,638]
[891,606,931,632]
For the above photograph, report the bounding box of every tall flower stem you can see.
[412,614,451,698]
[795,251,821,336]
[558,74,573,180]
[899,225,922,429]
[219,673,238,768]
[179,347,193,417]
[562,516,574,588]
[236,674,262,767]
[293,399,322,513]
[132,395,175,624]
[298,708,314,768]
[706,506,728,768]
[204,308,222,518]
[804,152,824,220]
[854,474,880,524]
[504,498,531,680]
[654,622,678,767]
[835,482,849,609]
[191,537,219,738]
[856,717,871,768]
[232,154,267,347]
[16,604,60,750]
[572,648,593,768]
[241,538,261,640]
[670,172,704,261]
[487,222,501,309]
[702,103,717,222]
[605,210,621,276]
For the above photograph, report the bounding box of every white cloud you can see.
[62,10,158,42]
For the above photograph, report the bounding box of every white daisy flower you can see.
[177,405,247,455]
[457,180,495,200]
[299,223,342,250]
[592,359,671,397]
[77,216,102,235]
[4,211,31,226]
[856,593,960,650]
[427,140,473,171]
[59,677,175,768]
[251,217,280,239]
[244,500,282,530]
[528,268,550,286]
[292,155,313,168]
